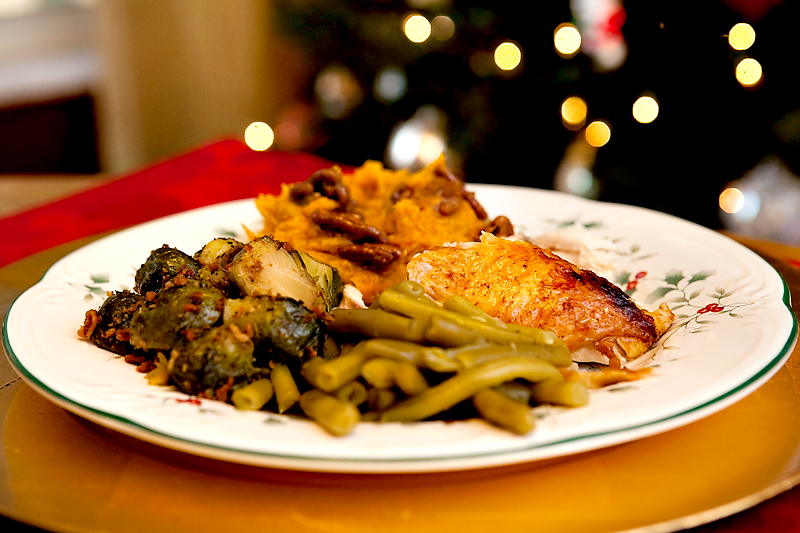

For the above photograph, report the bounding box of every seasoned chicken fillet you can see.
[407,234,674,367]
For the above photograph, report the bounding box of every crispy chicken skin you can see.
[407,234,674,366]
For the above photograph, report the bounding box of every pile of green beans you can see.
[231,280,589,437]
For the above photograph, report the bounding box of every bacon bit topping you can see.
[77,309,100,339]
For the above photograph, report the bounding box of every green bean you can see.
[270,362,300,414]
[379,356,563,422]
[442,295,503,325]
[449,342,572,369]
[231,378,274,411]
[334,380,368,406]
[423,315,485,347]
[390,280,438,305]
[377,289,561,348]
[367,387,397,412]
[530,378,589,407]
[361,357,396,389]
[349,338,459,373]
[391,360,429,396]
[299,389,360,436]
[312,349,371,392]
[473,388,536,434]
[299,356,326,388]
[361,355,429,395]
[328,308,427,343]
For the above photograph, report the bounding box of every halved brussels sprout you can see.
[227,236,325,311]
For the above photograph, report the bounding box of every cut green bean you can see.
[270,362,300,414]
[442,295,503,325]
[390,280,438,305]
[328,308,427,343]
[231,378,274,411]
[423,314,485,347]
[377,289,562,348]
[530,378,589,407]
[334,380,368,406]
[367,387,397,412]
[361,357,397,389]
[473,388,536,434]
[380,356,563,422]
[449,342,572,369]
[299,389,360,436]
[349,338,459,373]
[392,360,429,396]
[312,350,371,392]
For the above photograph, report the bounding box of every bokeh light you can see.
[386,105,446,170]
[632,95,659,123]
[404,14,431,43]
[314,65,363,119]
[728,23,755,51]
[585,121,611,147]
[719,187,745,214]
[494,42,522,71]
[431,15,455,41]
[735,57,763,88]
[244,122,274,151]
[561,96,587,130]
[374,67,408,104]
[554,23,581,57]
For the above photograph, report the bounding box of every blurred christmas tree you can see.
[271,0,800,234]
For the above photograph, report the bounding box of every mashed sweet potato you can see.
[255,155,511,304]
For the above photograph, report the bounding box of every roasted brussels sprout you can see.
[189,265,238,297]
[227,236,326,311]
[193,238,245,270]
[169,325,260,397]
[128,285,225,351]
[295,250,343,312]
[81,290,145,355]
[223,295,324,365]
[134,245,203,295]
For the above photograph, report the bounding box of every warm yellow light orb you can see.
[244,121,274,151]
[632,96,659,123]
[585,121,611,147]
[735,57,763,87]
[494,42,522,71]
[404,14,431,43]
[561,96,587,129]
[728,23,755,51]
[719,187,745,213]
[554,23,581,57]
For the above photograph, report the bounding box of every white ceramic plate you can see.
[3,185,797,473]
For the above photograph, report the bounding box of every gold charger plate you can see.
[2,233,800,532]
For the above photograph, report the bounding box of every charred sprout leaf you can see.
[88,290,145,354]
[227,236,325,310]
[223,295,324,366]
[193,238,245,270]
[129,285,225,351]
[169,325,259,397]
[134,246,203,295]
[296,250,343,312]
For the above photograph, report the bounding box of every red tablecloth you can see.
[0,138,340,268]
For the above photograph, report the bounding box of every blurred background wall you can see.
[1,0,799,243]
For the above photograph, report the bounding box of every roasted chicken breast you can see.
[407,234,674,367]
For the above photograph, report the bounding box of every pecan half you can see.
[433,166,488,219]
[338,243,401,270]
[483,215,515,237]
[312,210,387,243]
[290,167,350,208]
